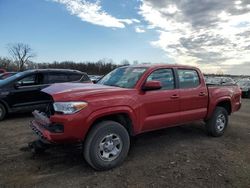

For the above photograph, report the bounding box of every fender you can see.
[85,105,138,135]
[206,96,232,120]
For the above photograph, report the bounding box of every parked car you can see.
[0,69,91,120]
[237,79,250,98]
[29,64,241,170]
[205,76,236,85]
[0,72,17,80]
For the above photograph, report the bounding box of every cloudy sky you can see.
[0,0,250,75]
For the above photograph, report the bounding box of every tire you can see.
[241,93,245,98]
[0,103,6,121]
[247,90,250,98]
[206,107,228,137]
[83,121,130,170]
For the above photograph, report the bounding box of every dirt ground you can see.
[0,99,249,188]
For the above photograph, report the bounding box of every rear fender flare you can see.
[206,96,232,120]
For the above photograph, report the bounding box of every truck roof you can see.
[125,64,198,70]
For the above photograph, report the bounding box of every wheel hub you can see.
[216,114,226,132]
[98,133,122,161]
[104,141,115,152]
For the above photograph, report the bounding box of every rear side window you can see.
[178,69,200,89]
[146,69,175,90]
[80,74,91,82]
[44,73,68,84]
[68,74,82,82]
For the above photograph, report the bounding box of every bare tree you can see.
[0,57,12,70]
[8,43,36,71]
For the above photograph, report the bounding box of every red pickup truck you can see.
[29,64,241,170]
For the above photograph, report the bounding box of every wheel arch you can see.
[0,99,9,113]
[206,97,232,120]
[216,99,232,115]
[83,106,137,141]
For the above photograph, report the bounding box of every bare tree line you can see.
[0,43,130,75]
[0,57,122,75]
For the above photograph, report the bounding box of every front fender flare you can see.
[84,106,138,137]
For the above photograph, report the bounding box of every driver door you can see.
[138,68,181,132]
[8,73,46,109]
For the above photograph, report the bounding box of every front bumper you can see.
[30,111,64,143]
[30,121,53,144]
[30,110,88,143]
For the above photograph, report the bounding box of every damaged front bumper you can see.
[30,110,64,143]
[29,109,86,144]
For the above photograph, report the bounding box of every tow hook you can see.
[28,140,49,154]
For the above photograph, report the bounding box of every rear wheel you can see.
[84,121,130,170]
[247,90,250,98]
[206,107,228,137]
[0,103,6,121]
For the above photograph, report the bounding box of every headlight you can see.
[53,102,88,114]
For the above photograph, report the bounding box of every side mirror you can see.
[142,80,162,91]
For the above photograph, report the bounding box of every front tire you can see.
[84,121,130,170]
[0,103,6,121]
[206,107,228,137]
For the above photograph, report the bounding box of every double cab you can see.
[29,64,241,170]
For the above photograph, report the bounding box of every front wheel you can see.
[0,103,6,121]
[206,107,228,137]
[83,121,130,170]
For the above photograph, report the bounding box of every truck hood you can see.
[42,83,131,101]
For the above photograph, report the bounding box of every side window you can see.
[17,74,37,86]
[45,73,68,84]
[178,69,200,89]
[80,74,91,82]
[146,69,175,90]
[68,74,82,82]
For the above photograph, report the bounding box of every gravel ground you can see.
[0,99,249,188]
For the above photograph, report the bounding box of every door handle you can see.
[199,92,206,96]
[170,94,179,99]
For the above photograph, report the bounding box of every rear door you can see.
[139,68,181,132]
[177,69,208,122]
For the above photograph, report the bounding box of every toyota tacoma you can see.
[29,64,241,170]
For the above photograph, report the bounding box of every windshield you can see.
[98,67,147,88]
